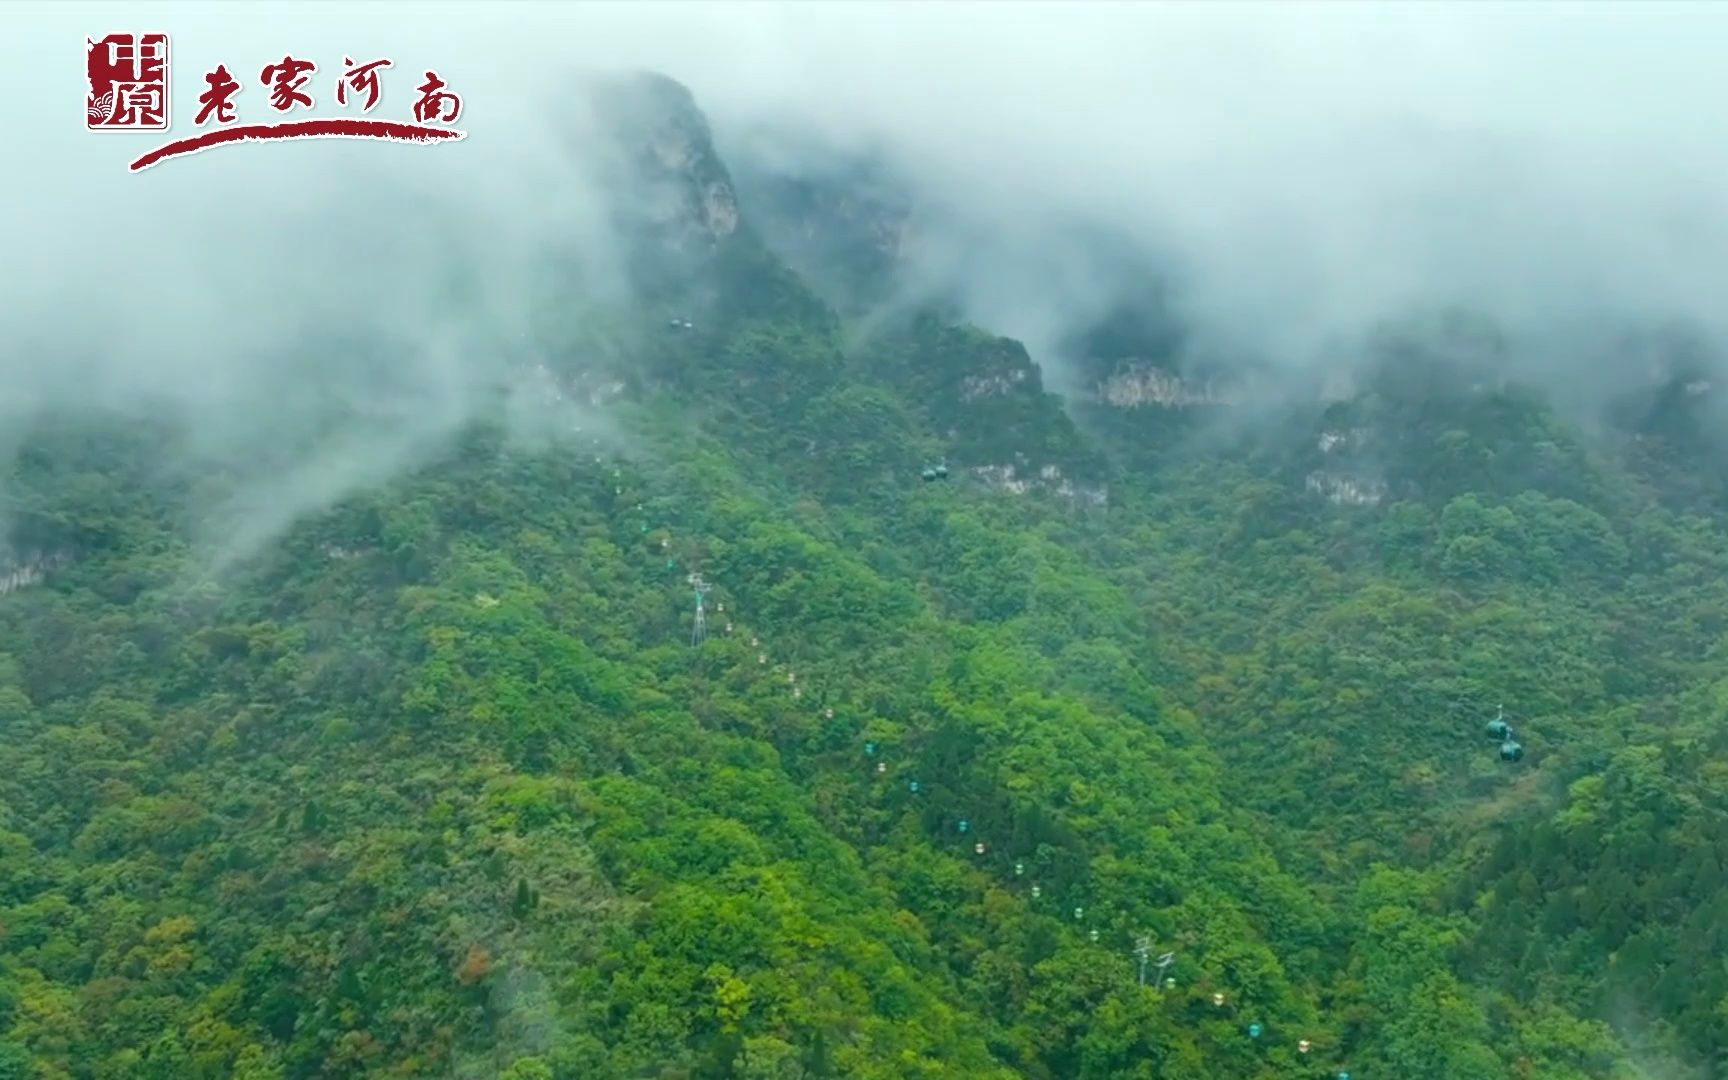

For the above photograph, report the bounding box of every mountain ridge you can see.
[0,68,1725,1080]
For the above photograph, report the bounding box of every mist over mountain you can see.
[10,4,1728,517]
[7,7,1728,1079]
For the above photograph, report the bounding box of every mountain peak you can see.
[588,70,739,247]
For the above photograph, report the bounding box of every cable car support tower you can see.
[689,573,711,647]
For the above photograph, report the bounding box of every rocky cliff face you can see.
[1304,470,1385,506]
[968,462,1107,506]
[1094,363,1242,408]
[0,551,69,596]
[589,72,742,255]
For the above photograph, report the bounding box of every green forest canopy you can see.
[6,176,1728,1080]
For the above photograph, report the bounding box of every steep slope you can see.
[726,86,1728,1079]
[2,70,1723,1080]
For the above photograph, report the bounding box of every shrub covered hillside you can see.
[4,73,1728,1080]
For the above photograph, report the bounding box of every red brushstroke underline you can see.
[128,117,467,171]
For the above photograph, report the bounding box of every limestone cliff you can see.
[588,71,742,256]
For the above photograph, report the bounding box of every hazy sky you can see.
[18,1,1728,377]
[8,1,1728,556]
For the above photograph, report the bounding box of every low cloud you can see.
[7,2,1728,560]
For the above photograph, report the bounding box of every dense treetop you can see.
[4,76,1728,1080]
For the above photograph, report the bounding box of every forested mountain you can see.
[6,71,1728,1080]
